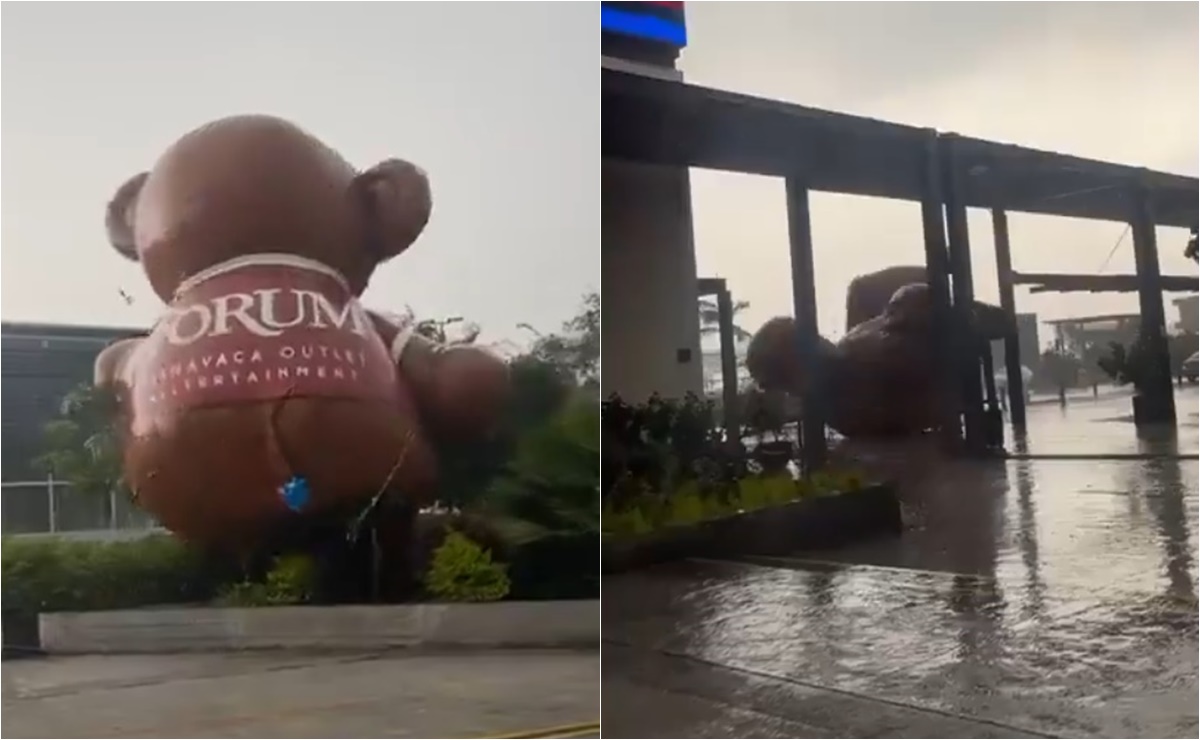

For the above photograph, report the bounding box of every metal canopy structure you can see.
[604,67,1196,458]
[603,69,1198,227]
[1016,273,1200,294]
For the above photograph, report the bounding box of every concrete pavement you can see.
[2,649,599,738]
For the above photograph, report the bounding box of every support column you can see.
[785,178,826,471]
[600,160,704,402]
[939,134,986,453]
[716,285,742,447]
[980,340,1004,449]
[991,208,1027,428]
[1128,180,1177,424]
[920,130,961,446]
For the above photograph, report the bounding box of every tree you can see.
[521,291,599,386]
[1037,347,1083,390]
[1186,227,1197,263]
[34,383,126,500]
[437,293,597,507]
[1098,329,1198,387]
[698,296,753,343]
[1169,330,1199,373]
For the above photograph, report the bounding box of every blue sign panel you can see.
[601,2,687,49]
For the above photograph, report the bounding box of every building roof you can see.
[2,321,146,338]
[1,321,146,353]
[1014,273,1200,294]
[1043,313,1141,327]
[603,69,1198,228]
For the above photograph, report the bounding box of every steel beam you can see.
[785,179,827,471]
[991,209,1027,428]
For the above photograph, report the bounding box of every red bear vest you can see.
[124,254,398,431]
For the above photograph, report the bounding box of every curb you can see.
[485,721,601,738]
[38,600,599,654]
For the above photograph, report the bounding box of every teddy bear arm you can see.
[94,337,144,390]
[366,310,509,439]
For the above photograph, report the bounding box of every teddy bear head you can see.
[105,115,431,302]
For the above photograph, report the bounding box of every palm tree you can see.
[698,297,753,342]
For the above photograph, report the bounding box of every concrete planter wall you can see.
[602,483,901,574]
[39,599,598,655]
[3,608,42,658]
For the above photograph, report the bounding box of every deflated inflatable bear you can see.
[95,115,509,546]
[745,266,1008,438]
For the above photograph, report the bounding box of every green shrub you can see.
[424,531,511,603]
[215,553,316,607]
[604,470,869,538]
[266,553,316,603]
[665,480,727,525]
[484,395,600,539]
[1,535,237,614]
[214,581,273,607]
[738,475,798,511]
[601,502,653,537]
[504,532,598,601]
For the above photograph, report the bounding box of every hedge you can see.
[1,535,239,615]
[2,515,597,620]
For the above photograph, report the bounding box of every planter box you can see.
[602,483,901,574]
[38,599,599,655]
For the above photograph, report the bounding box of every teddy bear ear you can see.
[354,159,432,263]
[105,172,149,262]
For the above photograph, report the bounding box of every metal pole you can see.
[47,473,57,533]
[1128,179,1176,424]
[991,208,1027,427]
[785,178,827,471]
[980,340,1003,449]
[920,129,962,446]
[716,285,742,448]
[939,134,986,452]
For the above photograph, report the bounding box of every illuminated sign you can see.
[601,2,687,49]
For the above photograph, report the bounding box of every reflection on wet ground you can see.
[603,388,1199,738]
[1009,385,1198,458]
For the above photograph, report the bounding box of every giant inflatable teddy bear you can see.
[95,115,509,546]
[745,265,1008,438]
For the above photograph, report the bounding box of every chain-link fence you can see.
[1,477,159,536]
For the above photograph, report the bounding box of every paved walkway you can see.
[2,649,599,738]
[604,387,1198,738]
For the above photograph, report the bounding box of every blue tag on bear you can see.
[280,476,310,513]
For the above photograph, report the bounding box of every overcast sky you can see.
[681,1,1198,342]
[4,3,1196,351]
[1,3,599,348]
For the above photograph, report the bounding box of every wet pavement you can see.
[1007,385,1198,458]
[603,387,1198,738]
[2,649,599,738]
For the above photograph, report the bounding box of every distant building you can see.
[1,322,142,481]
[700,346,752,397]
[1044,313,1141,357]
[1173,295,1198,334]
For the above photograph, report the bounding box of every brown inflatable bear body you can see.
[746,266,1007,438]
[96,116,509,546]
